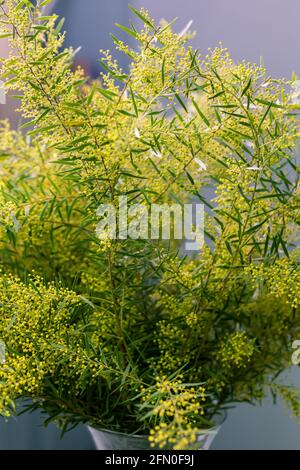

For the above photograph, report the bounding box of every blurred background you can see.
[1,0,300,449]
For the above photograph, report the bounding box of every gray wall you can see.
[1,0,300,450]
[0,413,93,450]
[138,0,300,78]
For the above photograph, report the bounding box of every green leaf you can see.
[28,80,41,92]
[128,5,155,29]
[40,0,54,7]
[16,0,35,11]
[241,77,252,97]
[97,87,117,101]
[120,171,147,179]
[161,56,166,86]
[192,99,210,127]
[110,34,134,58]
[159,17,178,35]
[175,93,188,113]
[226,127,252,140]
[185,171,195,185]
[38,16,55,21]
[117,109,137,117]
[214,107,222,124]
[115,23,139,40]
[28,124,58,136]
[209,90,225,100]
[86,82,97,106]
[33,25,49,32]
[255,98,283,109]
[54,18,65,36]
[279,234,290,258]
[130,87,138,117]
[20,119,37,130]
[244,218,269,235]
[211,103,236,109]
[212,67,222,82]
[98,60,127,81]
[258,103,272,130]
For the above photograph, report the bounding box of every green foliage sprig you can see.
[0,0,299,449]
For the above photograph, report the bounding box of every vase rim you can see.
[88,410,226,440]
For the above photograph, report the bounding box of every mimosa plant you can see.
[0,0,299,449]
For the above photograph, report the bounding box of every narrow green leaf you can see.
[255,98,283,109]
[209,90,225,100]
[40,0,54,7]
[86,82,97,106]
[117,109,136,117]
[192,99,210,127]
[115,23,138,40]
[244,218,269,235]
[110,34,135,58]
[161,56,166,86]
[98,60,127,81]
[128,5,155,29]
[97,87,117,101]
[241,77,252,97]
[175,93,188,113]
[258,102,272,130]
[130,87,138,117]
[54,18,65,35]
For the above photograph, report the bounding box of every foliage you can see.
[0,0,299,449]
